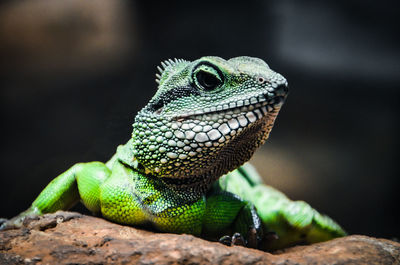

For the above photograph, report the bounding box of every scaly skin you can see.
[1,56,346,250]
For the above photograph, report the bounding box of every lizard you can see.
[0,56,346,250]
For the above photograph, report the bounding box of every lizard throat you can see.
[147,111,280,196]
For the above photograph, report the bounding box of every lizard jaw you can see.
[173,93,286,122]
[132,89,287,179]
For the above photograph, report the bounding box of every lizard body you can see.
[1,56,345,250]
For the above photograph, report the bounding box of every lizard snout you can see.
[274,84,289,97]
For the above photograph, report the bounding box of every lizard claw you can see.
[231,232,246,246]
[0,207,40,231]
[219,233,247,247]
[0,218,9,231]
[247,227,259,248]
[0,216,24,231]
[219,235,233,246]
[219,227,263,248]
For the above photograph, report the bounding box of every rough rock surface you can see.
[0,211,399,265]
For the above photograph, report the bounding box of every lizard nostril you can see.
[275,84,289,96]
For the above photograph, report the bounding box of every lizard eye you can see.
[193,64,223,91]
[196,71,220,91]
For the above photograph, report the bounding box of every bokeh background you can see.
[1,0,399,239]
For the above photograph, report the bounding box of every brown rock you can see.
[0,211,399,265]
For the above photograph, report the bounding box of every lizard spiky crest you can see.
[155,58,188,85]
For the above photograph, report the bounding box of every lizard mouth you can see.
[160,94,286,146]
[174,94,286,122]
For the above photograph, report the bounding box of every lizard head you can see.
[132,56,288,191]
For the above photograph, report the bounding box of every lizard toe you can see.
[219,235,233,246]
[231,232,246,246]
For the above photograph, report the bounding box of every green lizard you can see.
[1,56,345,250]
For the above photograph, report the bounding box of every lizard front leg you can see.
[99,161,206,234]
[1,162,110,230]
[202,190,263,248]
[101,162,262,247]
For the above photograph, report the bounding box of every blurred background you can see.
[1,0,398,239]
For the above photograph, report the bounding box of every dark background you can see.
[1,0,399,239]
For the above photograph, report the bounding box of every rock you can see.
[0,211,399,265]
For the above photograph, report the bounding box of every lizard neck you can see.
[159,174,214,197]
[115,139,208,200]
